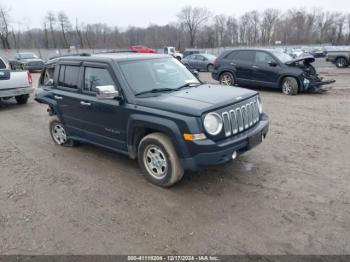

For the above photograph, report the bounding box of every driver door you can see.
[75,62,128,152]
[252,51,281,88]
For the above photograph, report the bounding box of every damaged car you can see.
[212,49,335,95]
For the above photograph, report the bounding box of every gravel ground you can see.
[0,59,349,255]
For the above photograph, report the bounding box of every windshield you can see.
[19,53,38,59]
[272,51,293,63]
[119,58,200,95]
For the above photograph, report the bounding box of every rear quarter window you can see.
[235,51,255,63]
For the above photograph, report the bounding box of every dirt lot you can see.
[0,59,349,255]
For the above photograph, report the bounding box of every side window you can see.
[83,67,115,93]
[0,59,6,69]
[225,51,238,60]
[234,51,254,63]
[255,52,276,64]
[41,66,56,86]
[58,65,80,90]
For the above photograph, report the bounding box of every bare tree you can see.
[177,6,211,47]
[57,11,71,48]
[226,16,239,46]
[0,3,11,48]
[46,11,57,48]
[214,15,226,47]
[261,9,280,45]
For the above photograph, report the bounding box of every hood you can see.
[135,84,257,116]
[285,55,315,65]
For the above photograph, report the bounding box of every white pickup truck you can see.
[0,57,34,104]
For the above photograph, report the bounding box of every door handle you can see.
[230,62,237,66]
[80,101,91,106]
[252,65,259,69]
[54,95,63,100]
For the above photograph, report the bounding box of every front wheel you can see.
[138,133,184,187]
[15,95,29,104]
[49,116,77,147]
[219,72,235,86]
[281,77,299,95]
[335,57,349,68]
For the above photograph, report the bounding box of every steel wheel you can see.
[220,72,234,86]
[336,58,348,68]
[143,145,168,180]
[51,123,67,145]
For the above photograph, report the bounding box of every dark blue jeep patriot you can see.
[35,53,269,187]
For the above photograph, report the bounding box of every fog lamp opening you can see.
[232,151,237,160]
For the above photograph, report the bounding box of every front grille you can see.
[221,96,260,137]
[28,62,43,66]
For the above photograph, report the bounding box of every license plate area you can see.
[248,132,263,148]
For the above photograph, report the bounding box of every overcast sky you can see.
[3,0,350,29]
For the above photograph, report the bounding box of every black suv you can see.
[212,49,335,95]
[35,53,269,187]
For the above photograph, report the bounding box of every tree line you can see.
[1,4,350,51]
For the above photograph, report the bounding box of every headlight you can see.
[203,113,223,136]
[257,96,263,114]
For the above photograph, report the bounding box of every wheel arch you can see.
[127,115,189,160]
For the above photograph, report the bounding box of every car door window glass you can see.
[83,67,115,93]
[234,51,254,63]
[0,59,6,69]
[255,52,276,65]
[58,65,79,89]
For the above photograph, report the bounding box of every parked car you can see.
[326,51,350,68]
[8,52,45,72]
[182,53,217,72]
[183,49,204,58]
[129,45,157,53]
[212,49,335,95]
[164,46,183,60]
[0,57,34,104]
[35,53,269,187]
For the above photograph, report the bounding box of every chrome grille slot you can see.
[229,110,238,134]
[220,96,261,137]
[236,108,244,132]
[222,112,231,137]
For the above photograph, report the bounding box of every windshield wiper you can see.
[174,82,201,91]
[135,88,175,96]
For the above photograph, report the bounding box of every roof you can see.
[48,53,171,64]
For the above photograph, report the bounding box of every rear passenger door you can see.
[232,51,255,85]
[77,63,127,152]
[53,63,85,138]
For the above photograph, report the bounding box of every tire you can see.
[15,95,29,104]
[219,72,235,86]
[138,133,184,187]
[207,64,214,72]
[335,57,349,68]
[281,77,299,95]
[49,116,77,147]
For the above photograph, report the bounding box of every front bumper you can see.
[181,114,269,171]
[0,86,34,98]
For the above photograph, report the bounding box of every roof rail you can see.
[95,50,137,54]
[48,53,91,60]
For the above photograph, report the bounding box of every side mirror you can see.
[0,69,10,80]
[44,79,54,86]
[268,61,278,67]
[96,85,119,100]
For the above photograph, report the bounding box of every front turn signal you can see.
[183,133,207,141]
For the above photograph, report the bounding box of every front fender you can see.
[127,114,190,159]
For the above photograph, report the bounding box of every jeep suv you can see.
[35,53,269,187]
